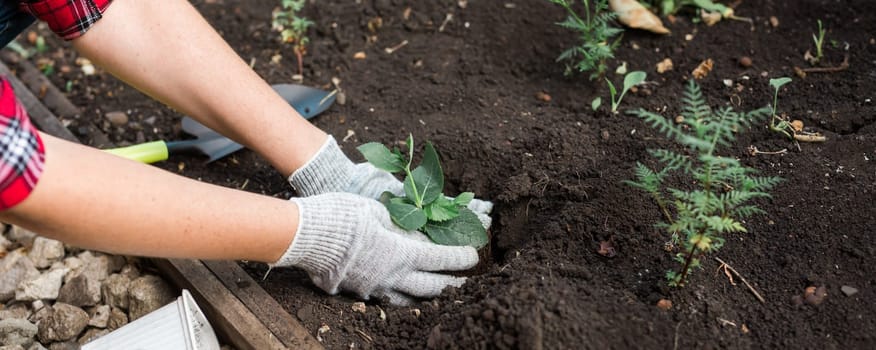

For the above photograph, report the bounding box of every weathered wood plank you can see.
[0,60,78,142]
[153,259,290,350]
[203,260,322,350]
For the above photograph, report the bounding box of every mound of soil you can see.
[18,0,875,348]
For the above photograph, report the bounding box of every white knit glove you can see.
[274,193,479,305]
[288,136,494,228]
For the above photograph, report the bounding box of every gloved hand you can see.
[288,136,494,228]
[274,193,478,305]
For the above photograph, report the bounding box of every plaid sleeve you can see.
[0,77,45,210]
[19,0,114,40]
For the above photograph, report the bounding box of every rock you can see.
[104,111,128,126]
[101,274,130,310]
[27,238,65,269]
[37,303,89,343]
[7,227,36,247]
[841,285,859,297]
[87,305,110,329]
[65,252,110,284]
[656,299,672,311]
[106,307,128,331]
[128,275,174,321]
[351,302,366,314]
[15,268,68,302]
[119,263,140,280]
[0,303,31,321]
[0,234,11,253]
[77,327,109,345]
[47,342,78,350]
[0,251,40,302]
[0,318,38,347]
[27,305,51,325]
[26,344,46,350]
[0,345,25,350]
[57,274,101,307]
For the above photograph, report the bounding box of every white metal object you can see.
[82,289,219,350]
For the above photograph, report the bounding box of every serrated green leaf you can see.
[386,201,427,231]
[357,142,405,173]
[424,196,459,222]
[423,208,488,249]
[453,192,474,207]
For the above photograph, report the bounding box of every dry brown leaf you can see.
[609,0,670,34]
[692,59,714,79]
[656,58,673,74]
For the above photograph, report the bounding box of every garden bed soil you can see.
[17,0,876,348]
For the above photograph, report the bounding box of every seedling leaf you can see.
[591,97,602,111]
[769,77,792,90]
[407,142,444,205]
[358,143,405,173]
[623,71,647,92]
[387,201,427,231]
[453,192,475,207]
[423,208,488,249]
[424,196,459,222]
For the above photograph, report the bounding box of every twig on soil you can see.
[717,318,737,327]
[717,263,736,285]
[747,145,787,156]
[355,329,373,343]
[714,257,766,304]
[438,13,453,32]
[796,53,850,76]
[793,132,827,143]
[384,40,409,54]
[673,321,683,350]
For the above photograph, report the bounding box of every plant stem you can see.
[404,167,423,208]
[676,235,703,286]
[294,46,304,76]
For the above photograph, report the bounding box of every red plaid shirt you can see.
[20,0,114,40]
[0,77,44,210]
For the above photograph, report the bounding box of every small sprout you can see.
[272,0,314,76]
[549,0,623,80]
[357,135,488,249]
[810,20,826,65]
[605,70,646,113]
[768,77,793,139]
[591,97,602,111]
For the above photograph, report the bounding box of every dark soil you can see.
[13,0,876,349]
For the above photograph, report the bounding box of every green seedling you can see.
[272,0,314,76]
[810,20,826,65]
[549,0,623,80]
[357,135,488,249]
[649,0,732,17]
[603,70,646,113]
[627,80,779,287]
[768,77,793,139]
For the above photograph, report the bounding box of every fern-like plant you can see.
[626,81,781,287]
[549,0,623,80]
[272,0,314,76]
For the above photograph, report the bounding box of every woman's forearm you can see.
[0,133,296,262]
[71,0,327,177]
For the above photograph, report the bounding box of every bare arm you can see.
[71,0,327,177]
[0,133,296,262]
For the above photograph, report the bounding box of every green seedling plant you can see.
[810,20,826,65]
[594,70,646,113]
[626,81,780,287]
[768,77,793,139]
[649,0,733,17]
[357,135,488,249]
[272,0,314,76]
[549,0,623,80]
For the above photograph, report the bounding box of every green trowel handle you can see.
[104,141,169,164]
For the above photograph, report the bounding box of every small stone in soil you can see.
[656,299,672,311]
[104,112,128,127]
[738,56,753,68]
[351,302,366,314]
[841,285,858,297]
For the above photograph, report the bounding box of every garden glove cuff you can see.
[288,135,495,227]
[275,193,479,305]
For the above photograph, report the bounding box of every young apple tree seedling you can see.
[357,135,488,249]
[599,70,646,114]
[272,0,314,76]
[627,80,780,287]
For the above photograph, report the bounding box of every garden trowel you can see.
[104,84,336,163]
